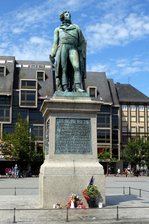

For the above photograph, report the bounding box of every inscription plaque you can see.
[55,118,91,154]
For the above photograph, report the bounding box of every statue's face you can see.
[63,11,71,21]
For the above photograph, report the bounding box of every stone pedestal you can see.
[39,93,105,208]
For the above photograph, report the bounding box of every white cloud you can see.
[29,36,48,45]
[88,55,149,80]
[10,42,50,61]
[0,0,149,64]
[1,35,52,60]
[86,11,149,53]
[87,63,109,73]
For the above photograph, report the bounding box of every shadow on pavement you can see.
[106,194,143,206]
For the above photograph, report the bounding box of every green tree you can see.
[2,116,44,173]
[124,137,149,169]
[98,149,117,175]
[143,137,149,167]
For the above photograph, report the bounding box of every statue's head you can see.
[59,11,71,22]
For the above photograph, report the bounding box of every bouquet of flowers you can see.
[82,176,102,208]
[67,193,86,209]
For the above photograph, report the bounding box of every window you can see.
[0,66,6,77]
[20,79,37,107]
[112,107,118,115]
[12,108,27,123]
[3,124,15,134]
[0,109,10,122]
[138,105,144,111]
[0,96,11,122]
[130,105,136,111]
[36,71,45,81]
[29,110,43,124]
[112,115,118,129]
[122,121,128,126]
[139,117,144,122]
[122,135,128,144]
[32,125,43,141]
[0,96,11,105]
[131,127,136,133]
[97,129,110,143]
[147,106,149,111]
[20,90,37,107]
[21,80,36,89]
[139,127,144,133]
[88,86,97,98]
[97,114,110,127]
[122,105,127,111]
[131,117,136,122]
[112,130,118,144]
[100,106,111,113]
[122,127,128,132]
[122,117,127,121]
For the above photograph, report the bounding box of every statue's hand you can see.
[49,55,55,64]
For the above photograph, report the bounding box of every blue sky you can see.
[0,0,149,96]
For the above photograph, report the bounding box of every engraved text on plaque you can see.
[55,118,91,154]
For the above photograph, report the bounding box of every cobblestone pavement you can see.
[0,175,149,223]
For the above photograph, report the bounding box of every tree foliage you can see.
[124,137,149,168]
[98,149,117,162]
[2,117,31,162]
[1,116,44,170]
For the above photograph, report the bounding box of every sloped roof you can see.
[15,60,54,98]
[108,79,119,106]
[0,56,15,95]
[115,83,149,103]
[86,72,113,105]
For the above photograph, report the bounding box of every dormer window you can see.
[36,71,45,81]
[0,66,6,77]
[87,86,97,98]
[21,80,36,89]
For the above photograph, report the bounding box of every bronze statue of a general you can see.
[49,11,86,92]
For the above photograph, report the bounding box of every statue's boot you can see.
[63,84,69,92]
[75,84,85,93]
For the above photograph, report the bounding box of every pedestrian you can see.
[14,164,19,179]
[117,168,121,176]
[125,168,128,177]
[5,167,9,177]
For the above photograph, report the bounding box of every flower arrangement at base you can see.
[82,177,102,208]
[67,193,86,209]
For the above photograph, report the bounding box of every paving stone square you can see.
[0,176,149,223]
